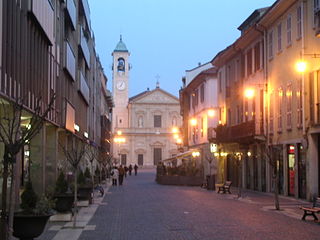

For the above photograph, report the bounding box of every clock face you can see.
[116,81,126,90]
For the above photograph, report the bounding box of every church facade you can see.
[111,37,181,166]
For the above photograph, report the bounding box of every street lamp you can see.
[114,135,126,165]
[190,118,197,126]
[244,88,255,99]
[207,109,215,118]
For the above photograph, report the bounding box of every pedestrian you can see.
[124,165,128,178]
[128,164,133,175]
[134,164,138,176]
[118,165,125,185]
[111,167,119,186]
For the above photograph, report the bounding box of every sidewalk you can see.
[212,186,311,221]
[35,180,112,240]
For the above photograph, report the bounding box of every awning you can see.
[162,150,193,163]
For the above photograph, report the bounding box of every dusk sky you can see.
[89,0,276,97]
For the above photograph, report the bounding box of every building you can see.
[0,0,113,199]
[209,0,320,200]
[111,38,182,166]
[180,63,219,178]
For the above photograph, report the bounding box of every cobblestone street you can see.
[37,169,320,240]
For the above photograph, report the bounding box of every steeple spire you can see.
[155,74,160,88]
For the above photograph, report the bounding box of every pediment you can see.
[131,89,179,104]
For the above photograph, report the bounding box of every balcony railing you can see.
[65,41,76,81]
[79,71,89,104]
[80,28,91,68]
[66,0,76,30]
[215,120,261,144]
[28,0,54,44]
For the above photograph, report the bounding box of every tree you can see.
[0,95,55,240]
[59,135,87,228]
[265,145,281,210]
[86,145,98,198]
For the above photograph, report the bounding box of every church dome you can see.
[114,35,128,52]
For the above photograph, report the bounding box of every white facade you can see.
[111,38,181,166]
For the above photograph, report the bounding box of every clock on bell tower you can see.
[112,35,130,131]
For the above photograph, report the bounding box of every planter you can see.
[78,186,93,203]
[156,175,203,186]
[53,194,74,212]
[13,214,51,240]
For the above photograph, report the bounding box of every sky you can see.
[89,0,276,97]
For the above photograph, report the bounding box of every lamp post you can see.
[114,131,125,165]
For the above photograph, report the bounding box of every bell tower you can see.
[112,35,130,131]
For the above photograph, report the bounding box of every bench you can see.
[217,181,232,194]
[300,197,320,221]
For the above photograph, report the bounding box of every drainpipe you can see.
[301,0,306,135]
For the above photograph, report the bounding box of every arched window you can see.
[117,58,125,72]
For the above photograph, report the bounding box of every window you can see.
[286,84,292,130]
[194,89,199,106]
[219,72,222,93]
[277,23,282,52]
[138,116,143,128]
[245,100,249,122]
[278,88,283,132]
[117,58,125,71]
[201,117,204,137]
[297,79,303,127]
[269,92,274,134]
[227,108,232,125]
[314,0,320,29]
[268,31,274,59]
[254,43,261,72]
[246,49,253,76]
[200,84,205,103]
[154,115,161,128]
[297,6,302,39]
[287,15,292,46]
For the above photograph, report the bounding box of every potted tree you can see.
[53,171,74,213]
[13,181,55,240]
[0,96,55,240]
[78,168,93,203]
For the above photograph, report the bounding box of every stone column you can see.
[45,125,58,194]
[308,133,319,200]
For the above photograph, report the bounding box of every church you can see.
[111,37,182,167]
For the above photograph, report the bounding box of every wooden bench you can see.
[300,197,320,221]
[217,181,232,194]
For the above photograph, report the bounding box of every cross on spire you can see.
[155,74,160,88]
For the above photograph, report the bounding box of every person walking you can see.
[134,164,138,176]
[118,165,125,185]
[128,164,133,176]
[124,165,128,178]
[111,167,119,186]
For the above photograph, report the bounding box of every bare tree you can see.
[0,96,55,240]
[59,134,87,228]
[86,145,98,199]
[265,145,280,210]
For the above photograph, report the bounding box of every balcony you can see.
[66,0,76,30]
[79,71,89,104]
[80,0,91,29]
[79,28,91,68]
[28,0,54,45]
[65,41,76,81]
[214,120,264,144]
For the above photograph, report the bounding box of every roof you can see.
[114,35,128,52]
[129,87,179,103]
[129,90,149,102]
[238,7,269,33]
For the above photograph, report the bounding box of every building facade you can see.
[180,64,219,178]
[209,0,320,200]
[111,38,182,166]
[0,0,113,200]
